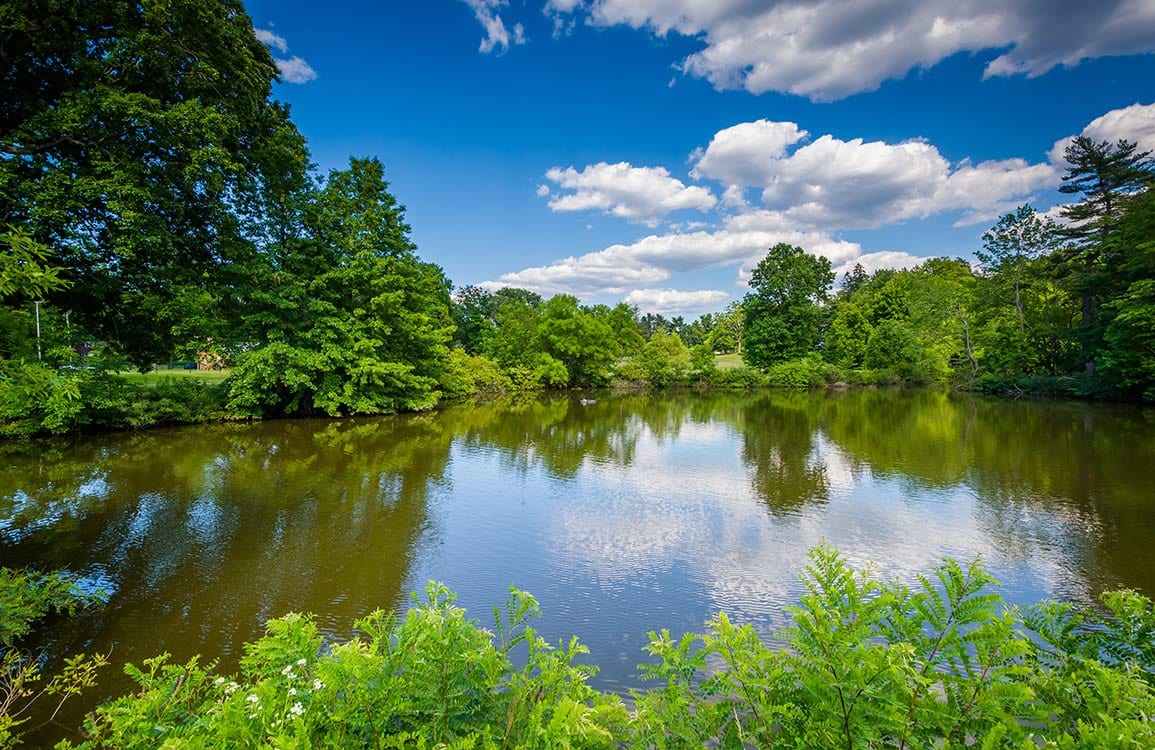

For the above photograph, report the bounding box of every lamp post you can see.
[34,300,42,361]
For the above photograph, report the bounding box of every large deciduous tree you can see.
[0,0,309,366]
[742,244,834,369]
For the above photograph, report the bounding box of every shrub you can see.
[0,362,229,437]
[58,547,1155,748]
[440,350,514,399]
[763,356,829,388]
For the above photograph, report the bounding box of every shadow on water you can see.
[3,389,1154,744]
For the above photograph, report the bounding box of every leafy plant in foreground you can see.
[0,569,106,749]
[50,548,1155,749]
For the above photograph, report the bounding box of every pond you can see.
[3,388,1155,743]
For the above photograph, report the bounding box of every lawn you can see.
[714,352,744,370]
[116,369,230,386]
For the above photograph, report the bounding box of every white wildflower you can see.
[290,701,304,717]
[225,681,239,695]
[214,676,225,686]
[280,665,295,678]
[288,687,297,696]
[246,693,260,704]
[312,678,324,691]
[296,658,306,666]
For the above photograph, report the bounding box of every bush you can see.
[51,547,1155,748]
[66,584,627,749]
[0,361,229,437]
[440,350,514,399]
[701,365,766,389]
[763,356,829,388]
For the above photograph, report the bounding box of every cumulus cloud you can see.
[690,124,1058,230]
[546,1,1155,101]
[1048,101,1155,164]
[275,56,317,84]
[690,120,809,187]
[487,103,1149,304]
[624,288,730,314]
[481,259,670,297]
[462,0,527,53]
[482,224,862,298]
[254,27,316,84]
[544,162,717,224]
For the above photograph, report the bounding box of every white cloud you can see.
[690,124,1057,231]
[275,56,317,84]
[254,27,316,84]
[1048,101,1155,164]
[536,184,551,197]
[481,260,669,297]
[690,120,809,187]
[544,162,717,224]
[547,1,1155,101]
[624,288,730,314]
[254,28,289,53]
[833,251,926,278]
[462,0,527,54]
[488,103,1151,305]
[482,224,862,298]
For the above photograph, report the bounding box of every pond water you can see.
[3,388,1155,742]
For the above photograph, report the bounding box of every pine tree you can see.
[1055,137,1154,372]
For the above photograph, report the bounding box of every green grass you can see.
[115,369,230,386]
[714,352,744,370]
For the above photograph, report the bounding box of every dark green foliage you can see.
[742,244,834,369]
[632,546,1155,748]
[67,583,629,749]
[0,0,310,367]
[1054,137,1155,371]
[227,158,455,417]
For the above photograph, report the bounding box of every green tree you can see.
[587,302,644,357]
[824,300,872,369]
[840,262,869,296]
[483,288,545,373]
[707,302,743,353]
[621,329,691,387]
[1055,137,1154,371]
[228,158,453,416]
[451,285,498,354]
[1099,189,1155,398]
[0,0,310,367]
[742,244,834,369]
[537,295,618,387]
[978,205,1063,334]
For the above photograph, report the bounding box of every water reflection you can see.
[2,389,1154,744]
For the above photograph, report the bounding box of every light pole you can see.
[34,300,42,361]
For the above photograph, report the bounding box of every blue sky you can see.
[243,1,1155,317]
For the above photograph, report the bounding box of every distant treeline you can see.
[2,1,1153,437]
